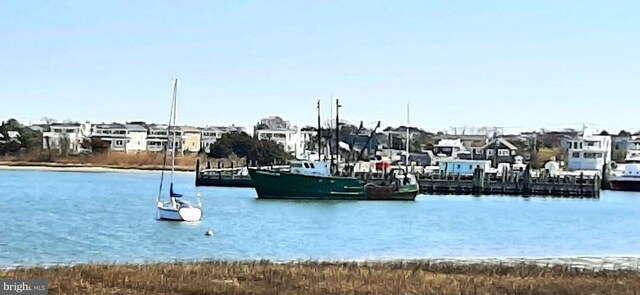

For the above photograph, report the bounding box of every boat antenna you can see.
[157,79,177,202]
[405,101,410,172]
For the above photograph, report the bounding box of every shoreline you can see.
[0,161,195,173]
[4,256,640,271]
[4,259,639,294]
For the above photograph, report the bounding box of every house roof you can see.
[465,140,487,148]
[435,139,463,147]
[175,126,201,132]
[125,124,147,131]
[481,138,519,150]
[255,127,296,133]
[94,123,126,129]
[50,123,81,128]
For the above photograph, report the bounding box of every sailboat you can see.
[156,79,203,222]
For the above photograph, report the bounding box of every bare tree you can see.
[41,117,57,125]
[59,132,70,156]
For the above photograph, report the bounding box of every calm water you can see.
[1,170,640,267]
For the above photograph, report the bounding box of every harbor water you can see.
[1,170,640,268]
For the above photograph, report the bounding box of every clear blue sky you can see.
[2,0,639,133]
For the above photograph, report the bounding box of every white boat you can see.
[609,149,640,192]
[155,79,203,222]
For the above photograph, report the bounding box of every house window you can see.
[572,152,580,158]
[487,150,494,156]
[456,164,460,169]
[115,140,123,146]
[498,150,509,156]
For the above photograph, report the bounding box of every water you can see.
[1,170,640,267]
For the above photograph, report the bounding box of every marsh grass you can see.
[2,261,639,294]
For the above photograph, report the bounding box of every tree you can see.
[209,141,232,158]
[207,131,292,164]
[618,130,631,137]
[599,130,610,136]
[41,117,57,124]
[248,140,291,165]
[82,138,109,153]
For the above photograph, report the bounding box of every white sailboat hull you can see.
[157,202,203,222]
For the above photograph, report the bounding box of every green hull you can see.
[248,169,418,201]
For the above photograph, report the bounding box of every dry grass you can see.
[0,152,201,171]
[2,261,639,294]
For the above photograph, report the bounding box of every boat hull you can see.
[248,169,419,200]
[609,177,640,192]
[157,203,203,222]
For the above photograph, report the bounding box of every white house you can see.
[42,123,91,153]
[565,135,612,171]
[124,124,148,152]
[433,138,466,158]
[91,123,148,153]
[254,127,303,155]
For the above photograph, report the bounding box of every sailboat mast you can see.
[170,79,178,183]
[158,79,177,202]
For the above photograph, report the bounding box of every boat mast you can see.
[158,79,177,202]
[335,98,341,175]
[317,99,322,161]
[170,79,178,184]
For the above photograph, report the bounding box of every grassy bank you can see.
[0,152,202,171]
[3,261,639,294]
[0,151,251,172]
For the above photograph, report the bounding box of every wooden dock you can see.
[195,160,601,198]
[414,171,600,198]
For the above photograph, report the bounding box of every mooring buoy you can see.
[205,229,214,236]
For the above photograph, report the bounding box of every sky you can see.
[1,0,639,134]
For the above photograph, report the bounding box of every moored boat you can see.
[154,79,203,222]
[248,160,419,200]
[609,150,640,192]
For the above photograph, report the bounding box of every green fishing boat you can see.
[248,160,419,201]
[248,98,419,200]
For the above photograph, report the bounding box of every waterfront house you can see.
[176,126,201,153]
[433,138,466,158]
[91,123,129,152]
[438,159,492,176]
[42,123,91,154]
[565,135,611,172]
[481,138,521,166]
[147,124,169,152]
[254,127,302,155]
[124,124,148,152]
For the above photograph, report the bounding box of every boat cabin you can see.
[290,160,331,177]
